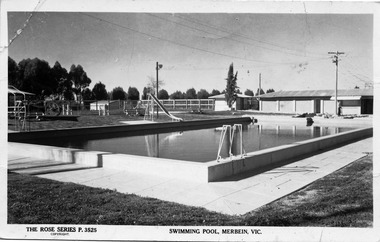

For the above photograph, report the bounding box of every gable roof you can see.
[8,85,35,96]
[258,89,373,98]
[208,93,254,99]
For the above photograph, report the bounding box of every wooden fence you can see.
[140,99,214,110]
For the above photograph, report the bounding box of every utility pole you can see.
[156,62,163,119]
[258,73,261,96]
[328,51,344,115]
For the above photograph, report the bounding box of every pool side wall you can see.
[7,142,109,167]
[101,154,209,183]
[206,127,373,182]
[8,117,254,142]
[7,119,372,183]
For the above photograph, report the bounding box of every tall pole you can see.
[156,62,159,119]
[258,73,261,96]
[328,51,344,115]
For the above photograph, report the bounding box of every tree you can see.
[92,82,108,100]
[197,89,210,99]
[82,88,94,100]
[266,88,275,93]
[146,75,164,95]
[52,61,72,100]
[225,63,239,108]
[354,86,360,89]
[57,79,74,100]
[158,89,169,99]
[185,88,197,99]
[8,57,19,88]
[111,87,127,100]
[170,90,185,99]
[69,64,91,102]
[142,87,151,100]
[210,89,221,96]
[127,86,140,100]
[244,89,254,96]
[19,58,56,98]
[256,88,265,96]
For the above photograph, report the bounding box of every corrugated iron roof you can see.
[208,93,254,99]
[258,89,373,98]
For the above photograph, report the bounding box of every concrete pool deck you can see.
[8,137,372,215]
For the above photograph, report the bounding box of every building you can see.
[90,100,119,111]
[208,94,254,111]
[258,89,373,115]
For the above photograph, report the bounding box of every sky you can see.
[7,10,373,96]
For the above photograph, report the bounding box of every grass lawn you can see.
[8,154,372,227]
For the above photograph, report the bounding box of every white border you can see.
[1,0,379,241]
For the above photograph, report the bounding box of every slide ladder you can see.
[216,124,246,162]
[145,94,183,122]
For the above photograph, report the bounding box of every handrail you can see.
[216,124,246,162]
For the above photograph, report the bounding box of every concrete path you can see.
[8,137,372,215]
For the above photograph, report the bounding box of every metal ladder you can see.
[216,124,246,162]
[144,95,154,121]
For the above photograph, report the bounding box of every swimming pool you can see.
[27,123,353,162]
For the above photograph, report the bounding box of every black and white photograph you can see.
[1,0,379,241]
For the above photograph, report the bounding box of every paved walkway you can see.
[8,137,372,215]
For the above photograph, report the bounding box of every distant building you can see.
[208,94,254,111]
[258,89,373,115]
[90,100,119,111]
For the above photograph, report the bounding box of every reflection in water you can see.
[30,123,353,163]
[144,132,183,158]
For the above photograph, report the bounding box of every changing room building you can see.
[258,89,373,115]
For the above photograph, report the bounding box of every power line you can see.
[81,13,329,67]
[340,66,372,84]
[341,60,372,81]
[80,13,289,65]
[172,13,326,58]
[145,13,324,59]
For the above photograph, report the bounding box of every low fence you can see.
[9,99,215,118]
[83,99,215,115]
[140,99,214,111]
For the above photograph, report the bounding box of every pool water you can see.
[30,123,353,162]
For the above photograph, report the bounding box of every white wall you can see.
[214,100,236,111]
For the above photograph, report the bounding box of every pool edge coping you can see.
[8,126,373,183]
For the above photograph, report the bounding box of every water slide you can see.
[149,94,183,122]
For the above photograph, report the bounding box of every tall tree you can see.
[244,89,254,96]
[225,63,238,108]
[111,86,127,100]
[127,86,140,100]
[146,75,164,95]
[52,61,73,100]
[69,64,91,102]
[142,87,151,100]
[256,88,265,96]
[185,88,197,99]
[8,57,19,88]
[19,58,56,98]
[210,89,221,96]
[92,81,108,100]
[197,89,210,99]
[82,88,94,100]
[158,89,169,99]
[170,90,185,99]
